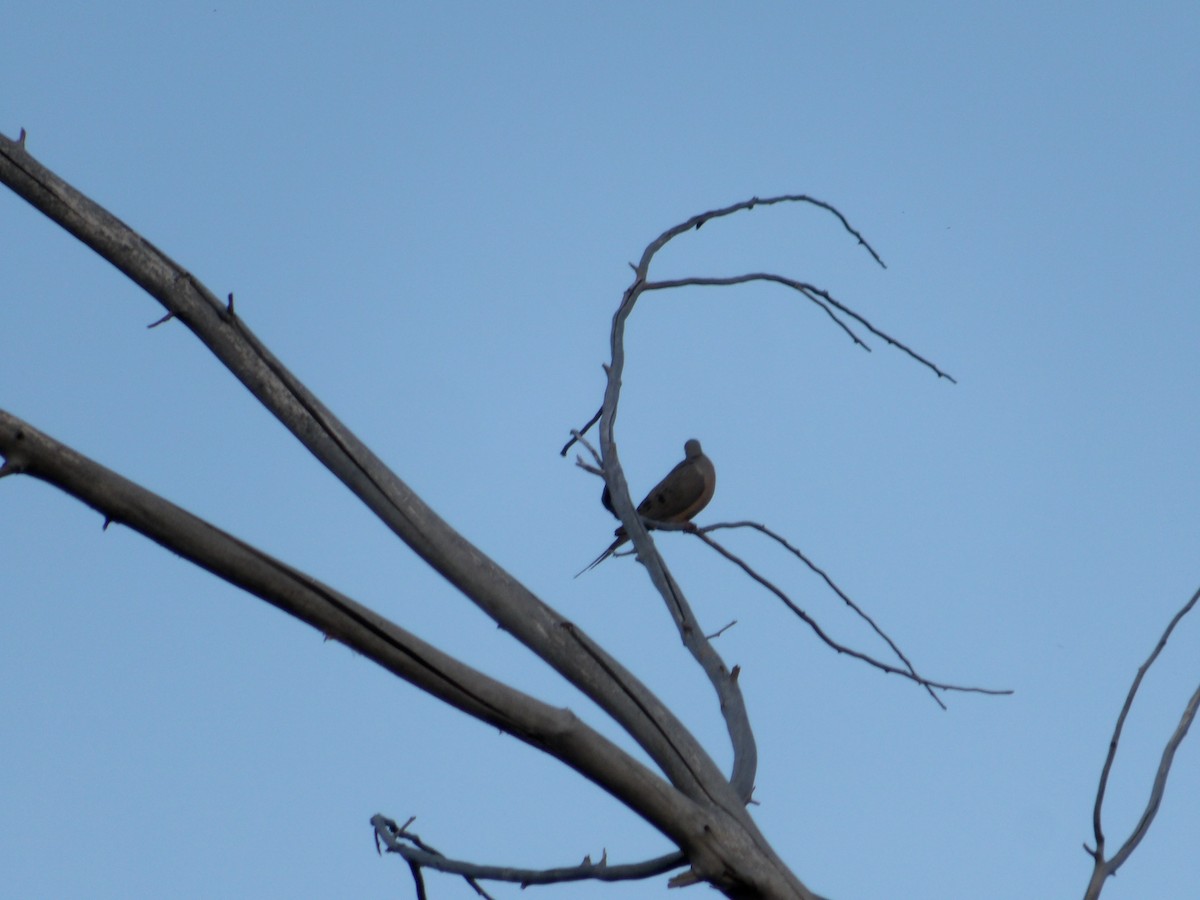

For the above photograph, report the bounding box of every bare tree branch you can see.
[642,274,956,383]
[693,527,1010,705]
[0,409,715,846]
[706,521,1010,698]
[372,815,685,888]
[0,133,818,898]
[1084,585,1200,899]
[561,195,909,458]
[581,196,957,809]
[0,131,715,802]
[638,193,888,271]
[561,406,603,457]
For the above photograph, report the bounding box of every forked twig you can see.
[562,192,944,457]
[371,815,685,890]
[1084,586,1200,898]
[704,521,923,682]
[642,274,956,382]
[694,529,1010,707]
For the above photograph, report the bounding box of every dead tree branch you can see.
[1083,585,1200,899]
[696,525,1011,706]
[642,274,956,383]
[569,196,959,803]
[581,198,903,809]
[0,133,817,898]
[372,815,685,890]
[0,409,710,852]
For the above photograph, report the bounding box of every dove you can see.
[577,438,715,576]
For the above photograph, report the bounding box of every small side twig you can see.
[644,193,888,270]
[707,620,738,640]
[569,429,603,472]
[147,310,175,328]
[561,407,602,457]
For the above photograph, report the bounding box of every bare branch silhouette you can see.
[567,194,966,846]
[694,528,1010,705]
[573,196,973,729]
[562,193,911,458]
[706,521,938,688]
[643,193,888,270]
[372,815,685,890]
[0,409,717,849]
[1083,585,1200,899]
[642,274,956,382]
[0,133,821,898]
[561,406,602,457]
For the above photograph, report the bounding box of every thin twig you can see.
[703,521,930,688]
[707,620,738,640]
[374,816,496,898]
[570,430,603,471]
[371,815,685,888]
[566,194,904,451]
[639,194,888,271]
[643,274,955,383]
[694,530,1011,704]
[561,406,602,456]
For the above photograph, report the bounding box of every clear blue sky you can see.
[2,4,1198,898]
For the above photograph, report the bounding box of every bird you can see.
[576,438,716,576]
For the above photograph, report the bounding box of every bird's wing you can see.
[637,453,716,523]
[579,445,715,576]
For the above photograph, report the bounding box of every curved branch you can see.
[561,196,900,459]
[597,288,791,882]
[635,193,888,271]
[1085,585,1200,898]
[1108,683,1200,872]
[584,197,909,893]
[642,274,956,382]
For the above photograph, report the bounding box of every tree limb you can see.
[0,409,711,849]
[1084,585,1200,899]
[0,134,816,898]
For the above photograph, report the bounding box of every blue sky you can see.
[2,4,1198,898]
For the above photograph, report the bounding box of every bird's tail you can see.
[574,535,627,578]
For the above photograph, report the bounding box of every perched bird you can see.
[576,438,716,576]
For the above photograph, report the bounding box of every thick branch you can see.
[0,135,812,898]
[0,132,710,797]
[0,409,711,850]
